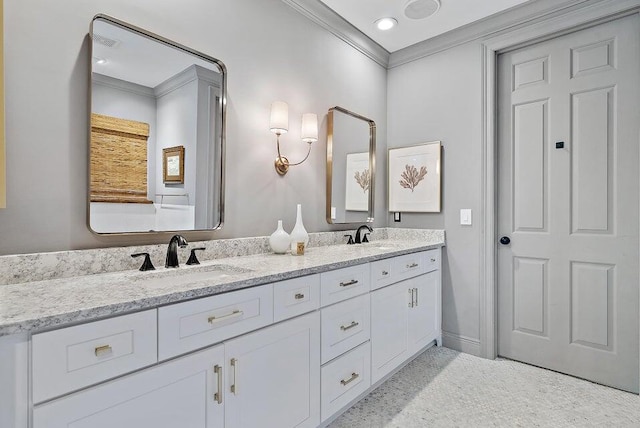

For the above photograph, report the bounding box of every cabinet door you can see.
[225,312,320,428]
[408,272,440,355]
[33,345,225,428]
[370,280,410,384]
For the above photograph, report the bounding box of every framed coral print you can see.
[163,146,185,184]
[388,141,441,212]
[345,152,370,211]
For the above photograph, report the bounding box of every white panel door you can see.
[224,312,320,428]
[33,344,225,428]
[498,16,639,393]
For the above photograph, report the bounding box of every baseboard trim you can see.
[442,331,481,357]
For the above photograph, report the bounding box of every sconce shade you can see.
[301,113,318,143]
[270,101,289,134]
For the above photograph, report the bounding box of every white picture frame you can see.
[388,141,441,213]
[345,152,370,212]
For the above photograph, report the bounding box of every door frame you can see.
[480,0,640,360]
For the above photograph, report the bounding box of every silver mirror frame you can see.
[88,14,226,236]
[326,106,376,224]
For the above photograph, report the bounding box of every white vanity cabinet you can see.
[33,344,226,428]
[370,250,441,384]
[33,300,320,428]
[15,246,442,428]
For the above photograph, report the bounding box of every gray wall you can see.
[0,0,387,255]
[387,42,483,354]
[155,78,197,203]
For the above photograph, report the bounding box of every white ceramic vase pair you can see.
[269,204,309,254]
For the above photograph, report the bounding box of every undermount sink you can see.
[126,263,252,285]
[361,242,400,251]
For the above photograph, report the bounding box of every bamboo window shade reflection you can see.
[90,113,152,204]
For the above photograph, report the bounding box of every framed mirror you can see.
[89,15,226,234]
[326,106,375,224]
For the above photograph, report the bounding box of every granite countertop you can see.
[0,236,444,337]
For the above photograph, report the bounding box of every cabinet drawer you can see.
[320,264,370,307]
[321,294,370,364]
[370,258,393,290]
[32,310,157,404]
[273,274,320,322]
[423,248,440,273]
[158,285,273,360]
[321,341,371,422]
[391,252,428,283]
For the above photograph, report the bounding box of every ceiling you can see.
[92,19,219,88]
[319,0,533,52]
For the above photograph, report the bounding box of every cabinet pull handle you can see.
[94,345,112,357]
[414,288,418,307]
[340,321,359,331]
[295,293,305,300]
[214,365,223,404]
[430,258,436,262]
[408,289,414,308]
[230,358,238,395]
[340,372,360,386]
[208,309,243,324]
[407,263,419,269]
[339,279,359,287]
[381,270,389,276]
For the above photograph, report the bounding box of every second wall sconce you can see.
[270,101,317,175]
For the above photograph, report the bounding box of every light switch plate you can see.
[460,209,472,225]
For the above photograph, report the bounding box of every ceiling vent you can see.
[404,0,441,20]
[92,33,121,48]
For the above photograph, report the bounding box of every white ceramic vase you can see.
[269,220,290,254]
[289,204,309,253]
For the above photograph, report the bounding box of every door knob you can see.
[500,236,511,245]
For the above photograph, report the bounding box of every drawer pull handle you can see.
[230,358,239,395]
[94,345,112,357]
[208,309,243,324]
[381,270,389,276]
[214,365,223,404]
[295,293,305,300]
[340,321,359,331]
[430,258,436,262]
[407,263,419,269]
[340,372,360,386]
[339,279,359,287]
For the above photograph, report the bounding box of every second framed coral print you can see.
[388,141,441,212]
[345,152,370,211]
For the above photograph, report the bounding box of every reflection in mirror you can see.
[326,106,375,224]
[89,15,226,234]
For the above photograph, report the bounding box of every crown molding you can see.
[281,0,390,68]
[388,0,620,68]
[283,0,638,69]
[92,73,156,98]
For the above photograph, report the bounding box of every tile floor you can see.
[329,346,640,427]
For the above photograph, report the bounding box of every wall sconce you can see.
[270,101,317,176]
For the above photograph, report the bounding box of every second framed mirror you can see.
[326,106,376,224]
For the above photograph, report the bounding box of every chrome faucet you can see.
[165,234,188,268]
[354,225,373,244]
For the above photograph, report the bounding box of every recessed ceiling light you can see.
[404,0,440,20]
[375,17,398,31]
